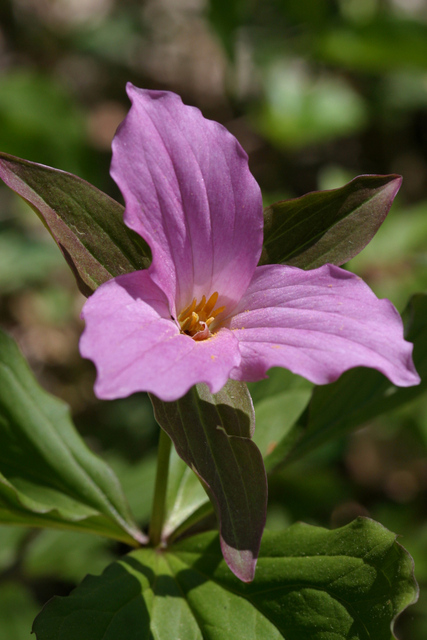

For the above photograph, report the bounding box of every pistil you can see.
[178,291,225,339]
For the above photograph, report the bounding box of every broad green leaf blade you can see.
[284,292,427,464]
[248,368,313,469]
[163,370,313,540]
[161,371,314,539]
[0,152,150,296]
[0,328,145,545]
[150,381,267,582]
[261,174,401,269]
[33,518,418,640]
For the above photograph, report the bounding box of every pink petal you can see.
[228,264,420,387]
[80,271,241,402]
[111,84,263,316]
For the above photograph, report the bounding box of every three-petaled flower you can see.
[80,84,420,402]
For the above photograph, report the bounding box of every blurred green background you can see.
[1,0,427,638]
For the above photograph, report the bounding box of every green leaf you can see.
[150,381,267,582]
[0,328,145,545]
[248,368,313,468]
[33,518,418,640]
[284,292,427,464]
[162,372,311,543]
[261,174,401,269]
[0,152,150,296]
[161,371,314,540]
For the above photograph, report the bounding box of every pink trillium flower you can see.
[80,84,420,402]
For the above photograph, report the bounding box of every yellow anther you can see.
[180,316,192,332]
[204,291,219,317]
[194,295,206,313]
[209,305,225,319]
[178,291,225,340]
[188,312,199,331]
[178,298,197,322]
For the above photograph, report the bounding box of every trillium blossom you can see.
[80,84,420,402]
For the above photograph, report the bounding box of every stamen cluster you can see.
[178,291,225,340]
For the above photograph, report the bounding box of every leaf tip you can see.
[221,544,258,583]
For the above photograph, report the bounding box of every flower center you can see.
[178,291,225,340]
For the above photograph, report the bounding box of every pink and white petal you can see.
[80,271,241,402]
[111,84,263,315]
[228,264,420,387]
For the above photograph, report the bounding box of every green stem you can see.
[149,427,172,546]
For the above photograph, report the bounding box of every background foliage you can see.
[1,0,427,637]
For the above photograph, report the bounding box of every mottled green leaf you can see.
[0,152,150,296]
[0,328,144,545]
[261,174,401,269]
[33,518,418,640]
[150,381,267,582]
